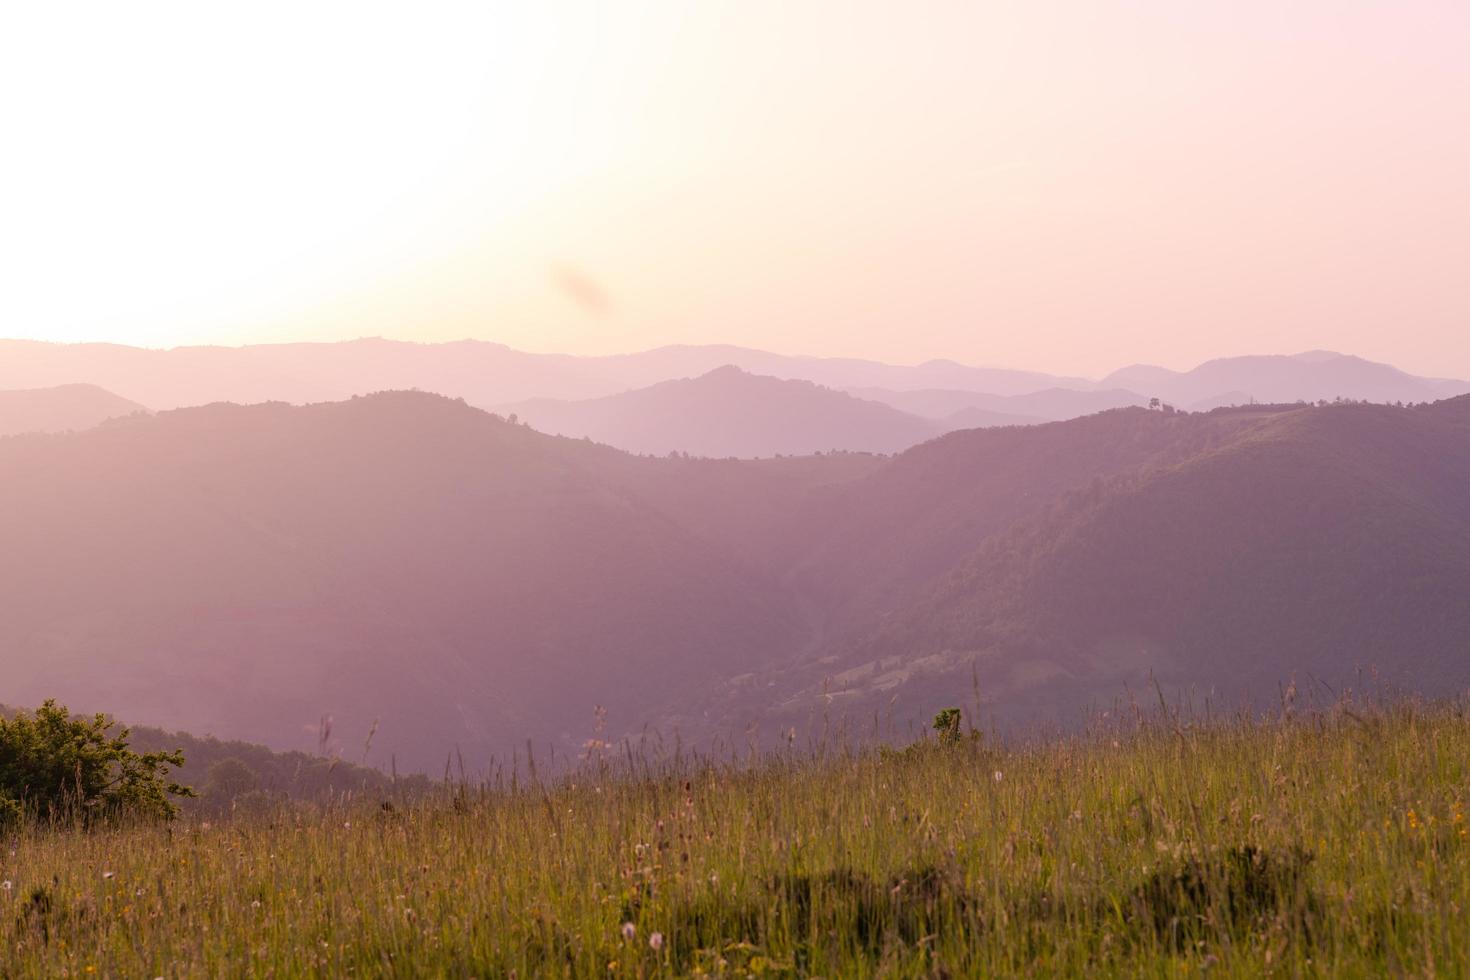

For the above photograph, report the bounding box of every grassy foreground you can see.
[3,701,1469,977]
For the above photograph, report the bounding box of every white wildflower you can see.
[621,921,636,941]
[649,932,664,951]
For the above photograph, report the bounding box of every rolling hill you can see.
[756,397,1470,734]
[0,392,873,771]
[5,390,1470,770]
[0,383,146,437]
[498,366,944,457]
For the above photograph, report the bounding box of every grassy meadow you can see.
[4,698,1469,978]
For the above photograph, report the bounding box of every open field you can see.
[4,698,1469,978]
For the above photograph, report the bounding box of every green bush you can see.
[0,700,193,827]
[932,707,963,744]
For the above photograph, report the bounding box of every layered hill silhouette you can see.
[0,338,1090,412]
[497,367,945,457]
[0,383,146,437]
[5,340,1462,425]
[4,389,1469,769]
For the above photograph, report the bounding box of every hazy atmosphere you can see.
[3,4,1470,977]
[4,1,1469,376]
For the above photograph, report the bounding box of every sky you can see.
[2,1,1467,379]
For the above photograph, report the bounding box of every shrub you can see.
[0,700,193,827]
[932,707,963,745]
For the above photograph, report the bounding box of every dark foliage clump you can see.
[0,700,193,827]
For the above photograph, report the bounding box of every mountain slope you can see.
[797,398,1470,728]
[8,387,1470,768]
[499,366,943,457]
[0,392,874,771]
[782,407,1279,635]
[0,383,146,437]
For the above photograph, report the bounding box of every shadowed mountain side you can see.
[497,367,944,457]
[781,407,1286,637]
[0,384,147,437]
[774,398,1470,734]
[0,392,878,772]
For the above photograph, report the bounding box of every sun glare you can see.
[1,3,628,347]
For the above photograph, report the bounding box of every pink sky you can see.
[2,1,1467,378]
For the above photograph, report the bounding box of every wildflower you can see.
[993,771,1003,783]
[621,922,636,941]
[103,871,116,880]
[649,932,664,951]
[1,880,11,891]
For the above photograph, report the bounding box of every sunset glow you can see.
[3,1,1468,376]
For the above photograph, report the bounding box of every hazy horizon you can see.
[5,334,1468,384]
[6,6,1470,973]
[4,1,1469,379]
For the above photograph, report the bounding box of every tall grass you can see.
[3,697,1468,977]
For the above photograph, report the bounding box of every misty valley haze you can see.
[7,3,1470,972]
[3,340,1469,774]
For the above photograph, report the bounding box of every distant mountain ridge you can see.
[0,338,1092,411]
[4,340,1462,425]
[1103,351,1470,408]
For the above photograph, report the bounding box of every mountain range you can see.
[4,339,1465,457]
[4,340,1464,409]
[4,390,1468,770]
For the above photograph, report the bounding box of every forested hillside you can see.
[5,392,1469,770]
